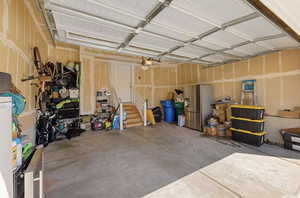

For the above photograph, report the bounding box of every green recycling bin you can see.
[174,102,184,120]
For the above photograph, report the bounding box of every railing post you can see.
[120,102,124,130]
[144,99,147,126]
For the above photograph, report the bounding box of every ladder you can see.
[241,80,257,105]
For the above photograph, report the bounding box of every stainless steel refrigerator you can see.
[184,84,213,131]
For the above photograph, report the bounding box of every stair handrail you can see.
[109,86,120,108]
[134,92,152,125]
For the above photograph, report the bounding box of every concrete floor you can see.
[44,123,300,198]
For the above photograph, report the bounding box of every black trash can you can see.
[152,106,162,123]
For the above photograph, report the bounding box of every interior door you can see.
[110,63,132,102]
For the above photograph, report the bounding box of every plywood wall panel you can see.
[249,56,263,75]
[16,1,25,51]
[224,81,234,98]
[169,67,177,85]
[282,75,300,109]
[255,79,265,106]
[81,58,93,114]
[265,77,281,115]
[0,0,3,33]
[234,81,242,102]
[7,49,18,83]
[213,82,223,99]
[214,66,223,80]
[207,67,214,82]
[134,66,143,85]
[95,60,109,91]
[282,49,300,72]
[145,87,152,105]
[199,68,207,82]
[265,52,279,74]
[0,41,7,72]
[235,60,248,77]
[8,0,17,41]
[223,63,234,79]
[144,69,151,85]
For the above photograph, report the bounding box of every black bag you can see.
[0,72,12,93]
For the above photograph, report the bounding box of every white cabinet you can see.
[0,97,13,198]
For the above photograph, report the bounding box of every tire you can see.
[33,47,42,74]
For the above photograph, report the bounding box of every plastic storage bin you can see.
[231,117,264,133]
[231,105,264,120]
[284,141,300,152]
[280,128,300,144]
[231,128,266,146]
[161,100,175,123]
[174,102,184,119]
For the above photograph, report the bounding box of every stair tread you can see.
[126,122,143,128]
[127,114,140,118]
[126,119,142,124]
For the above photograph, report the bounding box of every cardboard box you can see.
[217,124,226,137]
[226,129,232,137]
[278,110,300,119]
[294,107,300,113]
[215,111,226,123]
[215,104,228,110]
[207,127,217,136]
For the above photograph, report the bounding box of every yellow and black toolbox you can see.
[231,105,264,120]
[231,128,266,146]
[231,117,264,133]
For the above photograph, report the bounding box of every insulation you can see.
[193,40,225,51]
[151,7,215,37]
[48,0,141,27]
[87,0,159,19]
[256,36,300,49]
[225,49,249,57]
[202,54,234,63]
[203,30,246,48]
[67,32,120,48]
[172,45,212,58]
[53,12,131,42]
[233,43,269,56]
[131,32,183,52]
[171,0,255,26]
[126,46,161,56]
[226,17,282,40]
[144,23,192,41]
[163,54,190,62]
[46,0,298,65]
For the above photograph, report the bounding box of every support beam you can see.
[221,12,260,29]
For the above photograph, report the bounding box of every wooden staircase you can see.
[123,104,143,128]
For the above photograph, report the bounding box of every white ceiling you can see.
[259,0,300,35]
[44,0,300,65]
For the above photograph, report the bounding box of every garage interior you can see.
[1,0,300,198]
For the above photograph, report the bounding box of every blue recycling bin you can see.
[160,100,176,123]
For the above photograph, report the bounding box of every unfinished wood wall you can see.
[202,49,300,115]
[48,44,80,64]
[134,65,178,107]
[133,63,203,107]
[0,0,50,130]
[0,0,81,129]
[80,49,113,114]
